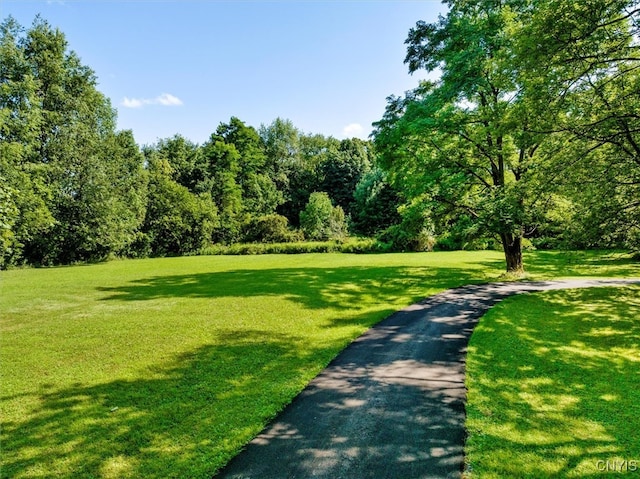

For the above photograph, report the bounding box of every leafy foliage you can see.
[241,214,302,244]
[374,0,640,270]
[1,16,147,265]
[352,167,403,237]
[3,7,640,267]
[299,192,347,241]
[142,158,218,256]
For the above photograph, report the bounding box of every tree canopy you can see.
[2,6,639,269]
[373,0,640,272]
[1,16,146,266]
[0,16,389,267]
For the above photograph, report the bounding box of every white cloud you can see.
[342,123,364,138]
[121,93,183,108]
[122,97,144,108]
[156,93,183,106]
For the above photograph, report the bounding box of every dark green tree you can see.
[215,117,282,217]
[1,16,147,265]
[259,118,308,223]
[200,134,243,243]
[279,132,336,226]
[352,167,403,237]
[142,157,218,256]
[318,138,373,217]
[299,192,347,241]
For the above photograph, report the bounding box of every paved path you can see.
[215,279,639,479]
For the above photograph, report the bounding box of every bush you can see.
[432,233,460,251]
[339,238,386,253]
[376,201,436,252]
[241,214,303,243]
[378,224,435,252]
[121,231,152,258]
[199,238,383,256]
[300,192,348,241]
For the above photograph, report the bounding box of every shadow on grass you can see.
[465,286,640,478]
[3,262,501,478]
[96,265,497,311]
[215,288,490,479]
[522,250,640,278]
[2,302,474,479]
[1,330,343,479]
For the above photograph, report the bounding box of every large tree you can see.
[375,1,543,272]
[317,138,373,218]
[374,0,640,272]
[516,0,640,251]
[200,135,243,244]
[215,117,282,217]
[1,16,147,265]
[0,17,53,266]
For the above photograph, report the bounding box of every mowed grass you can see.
[1,250,638,479]
[2,251,506,479]
[465,285,640,478]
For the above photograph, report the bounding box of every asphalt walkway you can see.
[215,279,639,479]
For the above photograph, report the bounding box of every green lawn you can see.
[1,251,503,479]
[1,250,638,478]
[465,285,640,478]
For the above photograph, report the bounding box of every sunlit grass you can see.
[1,251,505,479]
[523,250,640,280]
[1,250,638,478]
[465,285,640,478]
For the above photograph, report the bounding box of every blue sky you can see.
[2,1,446,146]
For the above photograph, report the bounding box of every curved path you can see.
[215,279,639,479]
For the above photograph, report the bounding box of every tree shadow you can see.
[2,303,479,479]
[522,250,640,278]
[96,265,493,311]
[217,372,467,479]
[215,294,481,479]
[4,259,511,478]
[465,286,640,477]
[1,330,345,479]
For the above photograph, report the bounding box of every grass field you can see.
[465,285,640,478]
[1,250,639,478]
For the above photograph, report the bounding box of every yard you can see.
[1,250,638,478]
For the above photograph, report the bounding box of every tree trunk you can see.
[500,233,524,274]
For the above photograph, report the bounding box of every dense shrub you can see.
[241,214,302,243]
[200,238,382,256]
[378,224,435,252]
[376,200,435,252]
[300,192,348,241]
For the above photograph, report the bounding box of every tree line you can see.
[0,16,403,267]
[2,1,639,272]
